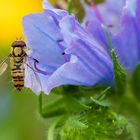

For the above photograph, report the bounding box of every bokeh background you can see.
[1,0,140,140]
[0,0,45,140]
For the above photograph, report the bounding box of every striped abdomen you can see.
[10,40,27,91]
[11,59,25,91]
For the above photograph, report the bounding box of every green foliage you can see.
[105,29,127,95]
[67,0,73,15]
[38,90,91,118]
[39,95,66,118]
[131,64,140,100]
[60,109,131,140]
[39,86,136,140]
[111,50,127,94]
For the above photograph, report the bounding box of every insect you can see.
[0,40,41,91]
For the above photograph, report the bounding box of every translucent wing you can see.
[0,62,8,76]
[24,58,42,94]
[0,55,9,76]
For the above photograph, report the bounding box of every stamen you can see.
[28,56,51,76]
[57,39,69,62]
[33,58,39,63]
[107,24,114,28]
[62,52,65,55]
[34,61,51,76]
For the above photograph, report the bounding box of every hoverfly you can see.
[0,40,42,91]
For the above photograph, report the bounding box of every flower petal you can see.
[24,58,51,95]
[23,1,115,94]
[112,0,140,69]
[22,12,67,73]
[41,15,113,94]
[81,0,125,32]
[42,0,67,18]
[46,57,113,94]
[44,15,113,93]
[85,19,108,48]
[41,15,113,93]
[22,1,70,94]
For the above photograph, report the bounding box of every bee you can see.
[0,40,41,91]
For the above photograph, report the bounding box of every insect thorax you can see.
[11,40,26,57]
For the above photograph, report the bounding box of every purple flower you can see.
[80,0,127,60]
[81,0,126,32]
[82,0,140,70]
[112,0,140,70]
[22,0,113,94]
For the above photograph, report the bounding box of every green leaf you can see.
[60,116,88,140]
[89,87,111,107]
[90,97,110,107]
[59,107,133,140]
[105,29,127,94]
[97,86,111,101]
[131,64,140,100]
[111,50,127,94]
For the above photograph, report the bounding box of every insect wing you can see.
[24,58,42,94]
[0,55,10,76]
[0,62,8,76]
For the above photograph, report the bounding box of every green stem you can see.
[67,0,73,15]
[48,116,64,140]
[39,93,43,116]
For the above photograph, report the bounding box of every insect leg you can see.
[25,63,39,73]
[24,58,43,93]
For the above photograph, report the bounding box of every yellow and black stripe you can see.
[11,64,25,91]
[10,40,27,91]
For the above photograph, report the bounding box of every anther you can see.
[107,24,114,28]
[33,58,39,63]
[62,52,65,55]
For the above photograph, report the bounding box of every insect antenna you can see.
[16,37,19,40]
[19,36,23,40]
[16,36,23,41]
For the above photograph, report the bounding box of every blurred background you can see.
[1,0,140,140]
[0,0,45,140]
